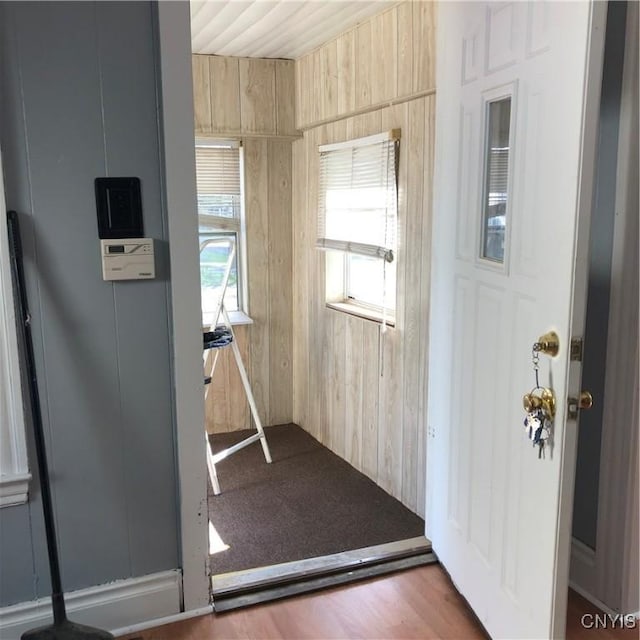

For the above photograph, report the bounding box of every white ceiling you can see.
[190,1,398,60]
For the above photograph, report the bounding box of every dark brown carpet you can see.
[207,423,425,575]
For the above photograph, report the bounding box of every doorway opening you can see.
[188,4,437,605]
[191,134,432,602]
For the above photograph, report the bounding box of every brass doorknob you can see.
[568,391,594,419]
[523,387,556,418]
[523,393,541,412]
[579,391,593,410]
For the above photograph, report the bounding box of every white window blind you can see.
[317,131,399,263]
[195,141,241,224]
[487,147,509,206]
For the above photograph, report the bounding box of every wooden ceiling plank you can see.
[192,1,255,55]
[253,2,361,60]
[240,1,315,59]
[199,2,279,55]
[189,0,210,23]
[273,2,395,59]
[190,1,228,44]
[191,0,399,60]
[216,1,301,58]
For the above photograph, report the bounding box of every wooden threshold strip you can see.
[213,552,437,612]
[211,536,434,611]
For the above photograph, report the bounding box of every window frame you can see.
[195,138,249,327]
[476,82,517,273]
[318,131,399,324]
[343,252,397,316]
[198,229,242,325]
[0,150,31,508]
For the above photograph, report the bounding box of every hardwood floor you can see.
[120,565,638,640]
[566,589,639,640]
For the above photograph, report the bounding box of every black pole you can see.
[7,211,113,639]
[7,211,67,624]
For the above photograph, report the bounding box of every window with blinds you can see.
[317,131,399,318]
[195,140,243,320]
[195,141,241,227]
[481,97,512,263]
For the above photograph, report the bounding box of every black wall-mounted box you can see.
[95,177,143,239]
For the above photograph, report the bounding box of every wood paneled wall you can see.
[294,1,435,130]
[205,325,251,434]
[292,1,436,516]
[244,138,293,429]
[194,56,294,433]
[192,54,297,137]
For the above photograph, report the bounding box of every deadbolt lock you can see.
[533,331,560,358]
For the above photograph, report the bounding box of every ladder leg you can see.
[229,338,272,464]
[206,431,221,495]
[204,348,221,492]
[223,310,272,464]
[209,349,220,377]
[204,350,220,403]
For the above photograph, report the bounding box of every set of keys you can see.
[523,404,551,458]
[522,345,555,459]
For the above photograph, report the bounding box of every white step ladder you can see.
[201,237,271,495]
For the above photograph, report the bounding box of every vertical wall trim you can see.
[0,148,31,507]
[155,2,208,610]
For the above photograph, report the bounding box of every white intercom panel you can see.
[100,238,155,281]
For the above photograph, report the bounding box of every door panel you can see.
[427,2,604,638]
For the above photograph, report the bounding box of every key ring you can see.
[522,341,556,458]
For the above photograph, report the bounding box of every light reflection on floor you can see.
[209,520,230,555]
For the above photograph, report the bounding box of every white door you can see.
[427,2,605,638]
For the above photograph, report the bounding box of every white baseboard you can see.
[571,536,596,567]
[570,536,597,603]
[569,580,640,618]
[0,570,182,640]
[570,537,639,617]
[111,605,213,638]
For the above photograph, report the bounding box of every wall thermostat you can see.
[100,238,155,281]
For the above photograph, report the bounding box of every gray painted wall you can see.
[571,1,627,550]
[0,1,179,606]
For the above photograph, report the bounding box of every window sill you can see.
[0,472,31,508]
[202,310,253,329]
[326,301,396,327]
